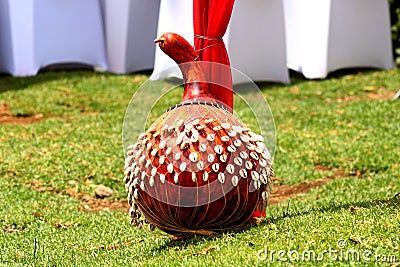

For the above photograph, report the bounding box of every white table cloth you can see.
[150,0,290,85]
[101,0,160,74]
[0,0,107,77]
[283,0,394,79]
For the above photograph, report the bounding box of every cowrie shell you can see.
[214,145,223,154]
[151,148,158,157]
[218,173,225,183]
[139,155,146,165]
[247,144,256,150]
[165,147,172,155]
[255,147,264,154]
[203,172,208,182]
[138,133,146,141]
[145,160,152,168]
[262,191,269,201]
[245,161,253,170]
[260,174,268,184]
[199,144,207,152]
[234,157,243,166]
[134,188,139,199]
[220,154,227,162]
[151,167,157,177]
[226,164,235,174]
[262,150,271,160]
[175,134,184,145]
[250,152,259,160]
[253,180,261,190]
[197,161,204,170]
[179,162,187,172]
[240,135,250,143]
[221,122,230,129]
[221,136,229,142]
[203,171,209,181]
[227,145,236,153]
[240,151,248,159]
[189,152,199,162]
[232,125,243,133]
[259,158,268,168]
[234,139,242,147]
[228,131,237,137]
[190,134,199,143]
[140,180,145,191]
[212,163,219,172]
[250,135,259,142]
[158,155,165,165]
[232,176,239,186]
[146,142,152,151]
[160,174,165,183]
[251,171,260,181]
[167,163,174,173]
[196,124,206,130]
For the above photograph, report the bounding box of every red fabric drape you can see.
[193,0,235,112]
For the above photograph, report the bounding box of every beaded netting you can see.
[124,101,273,236]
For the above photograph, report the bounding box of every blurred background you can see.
[0,0,399,82]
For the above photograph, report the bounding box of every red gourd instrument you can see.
[123,32,273,236]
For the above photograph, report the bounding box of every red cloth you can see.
[193,0,266,219]
[193,0,235,112]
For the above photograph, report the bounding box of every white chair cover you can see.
[101,0,161,74]
[150,0,194,80]
[284,0,394,79]
[227,0,290,84]
[0,0,107,77]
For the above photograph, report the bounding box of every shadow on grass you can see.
[0,67,153,94]
[150,193,399,253]
[0,69,96,93]
[264,193,400,225]
[253,68,383,93]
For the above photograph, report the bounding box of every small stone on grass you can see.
[95,184,114,199]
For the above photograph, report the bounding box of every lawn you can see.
[0,68,399,266]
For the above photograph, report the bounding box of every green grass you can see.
[0,68,399,266]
